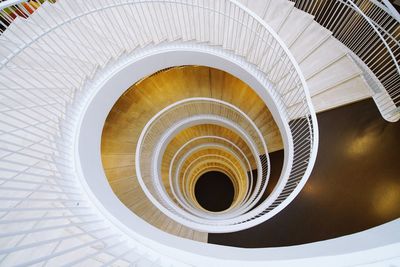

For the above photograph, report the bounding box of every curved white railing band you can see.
[289,0,400,122]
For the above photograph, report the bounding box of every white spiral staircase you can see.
[0,0,399,266]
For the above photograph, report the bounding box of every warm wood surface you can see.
[161,124,256,202]
[101,66,282,241]
[101,61,371,241]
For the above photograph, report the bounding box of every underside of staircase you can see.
[101,66,282,242]
[100,0,375,242]
[1,0,397,266]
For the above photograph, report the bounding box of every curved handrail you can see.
[0,0,319,262]
[136,98,272,231]
[182,153,245,210]
[0,0,319,232]
[289,0,400,121]
[168,135,255,217]
[169,130,262,220]
[179,146,249,213]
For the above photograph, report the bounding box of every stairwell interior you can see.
[0,0,399,266]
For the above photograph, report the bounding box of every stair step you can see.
[278,8,314,47]
[82,18,126,56]
[306,55,363,96]
[290,21,332,62]
[158,217,172,232]
[29,1,67,28]
[148,209,163,226]
[263,0,295,32]
[300,37,347,79]
[0,66,79,91]
[178,225,194,240]
[163,2,182,41]
[311,76,372,112]
[239,0,271,19]
[166,218,182,235]
[287,76,372,114]
[22,25,104,74]
[193,230,208,243]
[174,2,193,41]
[4,14,100,75]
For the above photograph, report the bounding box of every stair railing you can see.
[0,0,318,261]
[290,0,400,121]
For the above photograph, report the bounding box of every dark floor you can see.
[195,171,234,212]
[207,99,400,248]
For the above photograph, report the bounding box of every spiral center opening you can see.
[194,171,235,212]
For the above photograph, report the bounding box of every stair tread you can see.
[241,0,271,19]
[290,21,332,62]
[263,0,295,32]
[311,76,372,112]
[306,55,363,96]
[279,8,314,47]
[300,37,348,79]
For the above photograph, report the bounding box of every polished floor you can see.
[207,99,400,247]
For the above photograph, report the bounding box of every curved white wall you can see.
[75,43,400,266]
[76,43,292,232]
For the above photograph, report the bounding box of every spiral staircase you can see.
[0,0,399,266]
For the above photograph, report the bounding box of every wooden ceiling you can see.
[101,66,283,241]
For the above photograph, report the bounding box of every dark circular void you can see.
[194,171,234,212]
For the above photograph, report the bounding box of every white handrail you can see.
[136,98,272,231]
[290,0,400,121]
[0,0,318,231]
[168,136,255,218]
[0,0,319,263]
